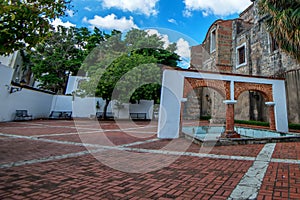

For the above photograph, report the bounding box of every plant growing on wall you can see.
[258,0,300,62]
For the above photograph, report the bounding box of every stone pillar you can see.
[265,102,276,131]
[223,100,240,138]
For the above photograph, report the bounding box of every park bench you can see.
[96,111,114,119]
[14,110,33,121]
[130,113,147,120]
[49,111,72,119]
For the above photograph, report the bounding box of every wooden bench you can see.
[49,111,72,119]
[14,110,33,121]
[96,111,114,119]
[130,113,147,120]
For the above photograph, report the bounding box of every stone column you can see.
[223,100,240,138]
[265,102,276,131]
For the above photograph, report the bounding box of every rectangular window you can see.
[236,43,247,68]
[238,46,245,64]
[210,29,216,53]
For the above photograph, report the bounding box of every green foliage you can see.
[29,26,104,94]
[200,116,211,120]
[81,29,180,102]
[234,119,270,127]
[0,0,72,55]
[79,29,180,118]
[289,123,300,130]
[258,0,300,62]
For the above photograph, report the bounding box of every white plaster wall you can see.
[51,95,73,112]
[129,100,154,119]
[65,76,87,95]
[72,97,108,118]
[0,64,54,121]
[0,65,15,121]
[272,81,289,132]
[158,70,184,138]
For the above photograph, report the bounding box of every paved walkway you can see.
[0,120,299,199]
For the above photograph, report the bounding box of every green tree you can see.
[0,0,72,55]
[80,29,180,119]
[29,26,104,94]
[258,0,300,61]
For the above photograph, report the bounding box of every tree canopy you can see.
[258,0,300,62]
[0,0,72,55]
[29,26,105,94]
[79,29,180,118]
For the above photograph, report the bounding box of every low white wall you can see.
[129,100,154,119]
[0,64,54,121]
[1,64,155,121]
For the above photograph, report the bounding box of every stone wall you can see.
[189,1,300,123]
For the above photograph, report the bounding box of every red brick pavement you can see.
[0,120,299,199]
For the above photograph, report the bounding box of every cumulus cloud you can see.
[101,0,158,16]
[175,38,190,60]
[183,0,252,16]
[83,14,138,32]
[168,18,177,24]
[51,18,76,28]
[146,29,191,68]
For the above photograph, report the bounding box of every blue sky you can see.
[53,0,253,67]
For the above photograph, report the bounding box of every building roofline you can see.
[163,66,286,81]
[239,2,254,18]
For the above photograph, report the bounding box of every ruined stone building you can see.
[187,1,300,124]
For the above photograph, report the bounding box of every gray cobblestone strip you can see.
[228,143,276,200]
[0,149,104,169]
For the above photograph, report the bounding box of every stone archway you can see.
[157,69,289,139]
[183,79,276,137]
[234,82,275,130]
[183,78,228,123]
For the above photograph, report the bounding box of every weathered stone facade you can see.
[189,1,300,123]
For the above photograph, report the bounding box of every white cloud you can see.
[66,9,74,17]
[83,14,138,32]
[175,38,190,59]
[51,18,76,28]
[101,0,158,16]
[183,9,192,17]
[183,0,252,16]
[146,29,191,68]
[168,18,177,24]
[84,6,92,11]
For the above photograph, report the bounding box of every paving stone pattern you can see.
[0,120,299,199]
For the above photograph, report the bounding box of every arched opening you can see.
[235,90,268,122]
[182,87,226,124]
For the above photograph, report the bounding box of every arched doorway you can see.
[158,69,288,139]
[235,90,267,122]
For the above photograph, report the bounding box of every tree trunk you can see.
[103,99,110,119]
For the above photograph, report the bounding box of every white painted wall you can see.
[65,76,88,95]
[158,70,184,138]
[129,100,154,119]
[0,64,156,121]
[0,64,54,121]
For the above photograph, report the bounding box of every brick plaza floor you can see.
[0,119,299,199]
